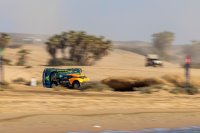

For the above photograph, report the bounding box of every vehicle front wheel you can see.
[72,81,80,89]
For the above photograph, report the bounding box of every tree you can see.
[16,49,30,66]
[0,33,10,50]
[0,33,11,82]
[152,31,174,59]
[46,31,112,66]
[59,32,69,58]
[46,35,61,65]
[66,31,112,65]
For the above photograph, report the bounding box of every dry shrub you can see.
[0,81,12,90]
[102,78,134,91]
[12,78,26,84]
[135,85,167,94]
[24,66,32,69]
[101,75,199,94]
[135,87,153,94]
[102,77,163,91]
[2,58,12,65]
[81,81,112,91]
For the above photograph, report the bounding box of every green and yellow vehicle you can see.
[42,68,89,89]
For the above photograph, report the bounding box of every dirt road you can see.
[0,87,200,133]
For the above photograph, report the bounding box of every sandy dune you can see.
[95,48,176,68]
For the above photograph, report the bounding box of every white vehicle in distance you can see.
[145,54,163,67]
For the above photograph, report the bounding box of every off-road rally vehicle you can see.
[145,54,163,67]
[42,68,89,89]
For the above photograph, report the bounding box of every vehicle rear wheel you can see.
[72,81,80,89]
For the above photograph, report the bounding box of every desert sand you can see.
[1,44,200,133]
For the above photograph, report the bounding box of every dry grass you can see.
[162,74,200,88]
[12,77,27,84]
[162,74,185,87]
[169,87,199,95]
[161,74,200,95]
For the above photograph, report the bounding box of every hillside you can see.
[95,49,176,68]
[114,41,191,65]
[4,44,177,67]
[4,44,181,82]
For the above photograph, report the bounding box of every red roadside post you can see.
[185,55,191,88]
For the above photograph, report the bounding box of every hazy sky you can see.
[0,0,200,44]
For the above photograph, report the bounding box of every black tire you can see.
[72,81,80,89]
